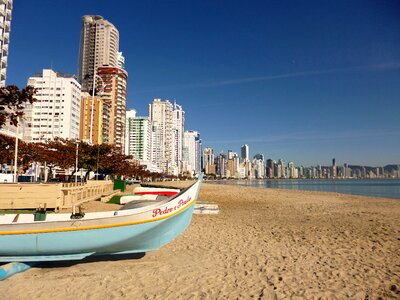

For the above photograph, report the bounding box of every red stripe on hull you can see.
[134,191,179,196]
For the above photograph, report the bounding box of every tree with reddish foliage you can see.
[79,143,114,181]
[17,140,39,171]
[0,133,15,164]
[0,85,37,129]
[0,133,38,173]
[30,138,78,180]
[100,149,133,179]
[1,132,169,182]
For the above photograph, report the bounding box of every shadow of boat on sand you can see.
[36,252,146,268]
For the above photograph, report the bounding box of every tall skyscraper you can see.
[172,102,185,173]
[78,15,119,92]
[195,133,202,174]
[0,0,12,87]
[241,144,249,161]
[97,66,127,152]
[24,69,81,142]
[332,158,337,178]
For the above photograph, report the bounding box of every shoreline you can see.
[1,183,399,299]
[206,178,400,200]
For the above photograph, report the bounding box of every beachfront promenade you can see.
[0,180,116,210]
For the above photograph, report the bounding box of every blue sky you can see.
[7,0,400,166]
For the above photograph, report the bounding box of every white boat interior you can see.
[0,197,172,225]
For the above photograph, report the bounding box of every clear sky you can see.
[6,0,400,166]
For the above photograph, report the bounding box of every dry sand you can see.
[1,182,400,299]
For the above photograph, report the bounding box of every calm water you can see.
[211,179,400,199]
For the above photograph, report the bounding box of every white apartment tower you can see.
[78,15,119,92]
[125,109,136,156]
[0,0,13,86]
[125,109,151,162]
[172,102,185,173]
[149,99,173,173]
[24,69,81,142]
[183,130,201,175]
[151,124,164,171]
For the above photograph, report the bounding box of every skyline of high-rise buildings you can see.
[0,10,397,178]
[207,143,400,180]
[2,2,400,169]
[0,11,203,177]
[144,98,201,175]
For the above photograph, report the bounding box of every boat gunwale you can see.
[0,199,197,235]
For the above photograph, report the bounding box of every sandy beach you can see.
[1,182,400,299]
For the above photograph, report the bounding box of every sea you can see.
[211,179,400,199]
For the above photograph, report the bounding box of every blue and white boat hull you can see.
[0,177,202,262]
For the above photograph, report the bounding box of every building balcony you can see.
[3,32,9,43]
[4,21,10,32]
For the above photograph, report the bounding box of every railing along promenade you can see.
[0,180,115,210]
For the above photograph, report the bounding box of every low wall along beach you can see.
[0,180,115,210]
